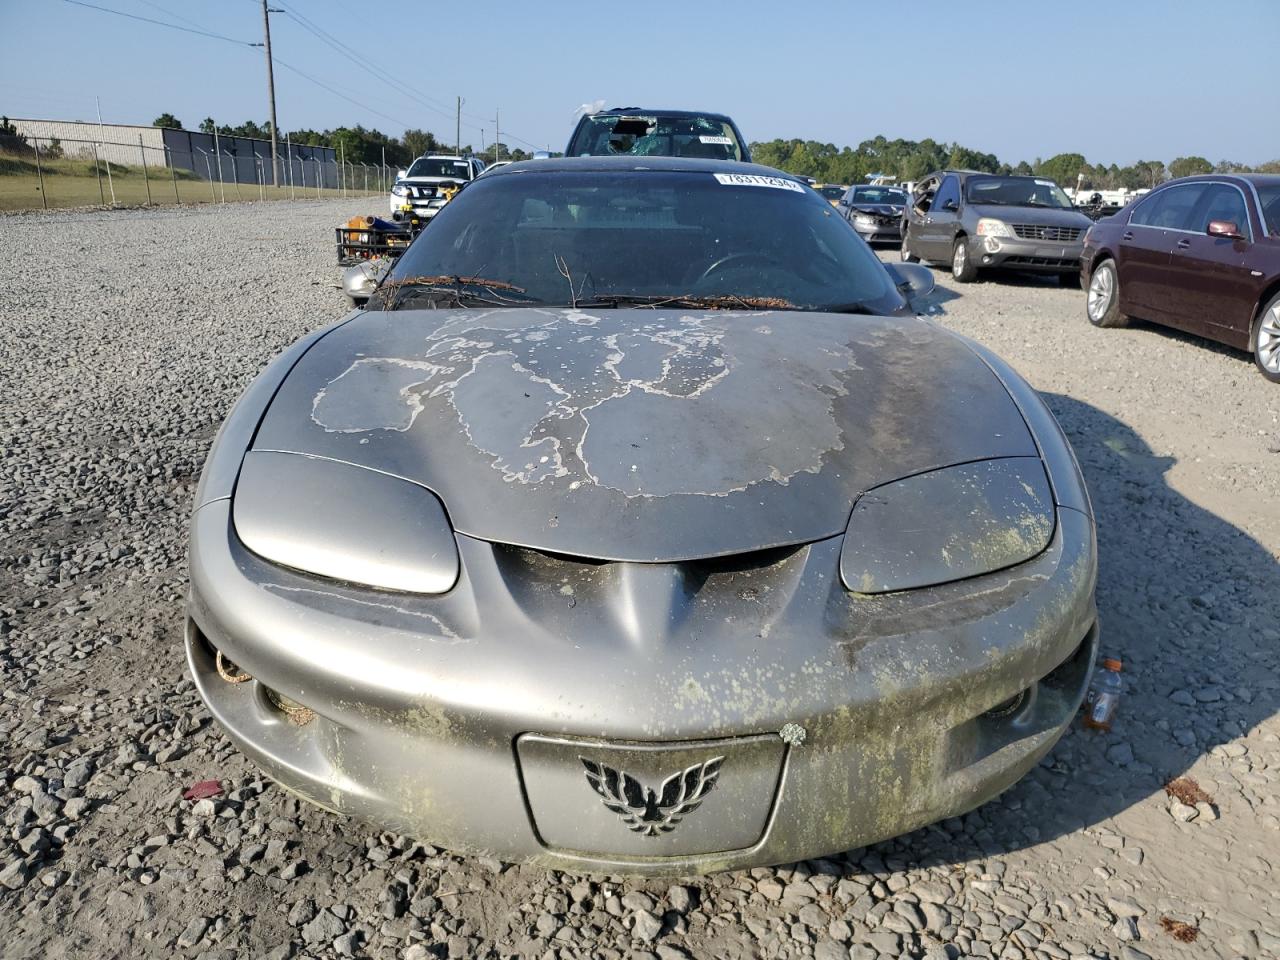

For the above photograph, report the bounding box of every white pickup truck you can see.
[389,155,486,220]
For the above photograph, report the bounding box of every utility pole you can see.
[455,96,463,157]
[261,1,282,186]
[495,108,500,163]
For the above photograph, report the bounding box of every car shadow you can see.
[924,264,1071,290]
[912,284,962,317]
[1121,316,1255,368]
[849,391,1279,867]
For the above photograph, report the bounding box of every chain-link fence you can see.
[0,134,395,212]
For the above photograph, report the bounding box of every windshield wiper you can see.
[373,275,541,311]
[570,293,794,310]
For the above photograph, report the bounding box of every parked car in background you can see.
[1082,174,1280,381]
[565,108,750,162]
[840,184,909,243]
[389,155,486,220]
[187,155,1098,875]
[814,184,846,206]
[903,172,1093,284]
[478,160,513,176]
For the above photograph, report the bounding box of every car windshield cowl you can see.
[372,275,539,311]
[571,293,795,311]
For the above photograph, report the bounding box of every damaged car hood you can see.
[251,308,1037,561]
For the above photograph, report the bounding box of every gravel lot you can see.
[1,199,1278,960]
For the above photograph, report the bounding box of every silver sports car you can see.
[187,157,1098,875]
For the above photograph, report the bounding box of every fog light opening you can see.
[215,650,252,685]
[264,686,316,727]
[985,688,1029,719]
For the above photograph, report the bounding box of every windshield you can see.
[1258,183,1280,236]
[851,186,907,205]
[405,158,473,180]
[381,170,899,312]
[567,115,745,162]
[818,185,845,201]
[965,176,1073,209]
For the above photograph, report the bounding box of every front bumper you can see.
[969,234,1084,272]
[187,490,1097,874]
[852,219,904,243]
[388,196,445,219]
[855,217,906,244]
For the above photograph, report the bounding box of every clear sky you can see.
[2,0,1276,166]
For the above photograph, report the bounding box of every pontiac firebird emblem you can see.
[580,756,723,836]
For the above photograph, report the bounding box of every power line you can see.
[274,0,543,149]
[132,0,214,33]
[59,0,550,151]
[272,57,415,131]
[59,0,259,46]
[276,4,472,128]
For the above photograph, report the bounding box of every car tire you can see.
[1250,291,1280,383]
[951,237,978,282]
[1085,258,1128,328]
[900,228,919,263]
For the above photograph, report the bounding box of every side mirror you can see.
[942,199,959,211]
[1207,220,1245,240]
[886,262,935,302]
[396,169,407,180]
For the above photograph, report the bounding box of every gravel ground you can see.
[1,200,1278,960]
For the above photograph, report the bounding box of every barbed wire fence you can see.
[1,134,395,211]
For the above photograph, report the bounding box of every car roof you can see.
[1230,173,1280,188]
[586,108,736,123]
[480,156,800,179]
[1156,173,1280,188]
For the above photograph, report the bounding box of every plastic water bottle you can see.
[1083,657,1123,731]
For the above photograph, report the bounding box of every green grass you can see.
[0,151,387,211]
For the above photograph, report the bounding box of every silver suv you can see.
[901,171,1094,285]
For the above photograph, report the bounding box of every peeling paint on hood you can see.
[253,308,1037,561]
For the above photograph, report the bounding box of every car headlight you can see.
[391,183,411,197]
[976,218,1014,237]
[840,457,1054,594]
[232,451,459,594]
[855,214,877,226]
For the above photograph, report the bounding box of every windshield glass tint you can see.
[389,171,897,309]
[406,158,473,179]
[852,187,907,205]
[1257,184,1280,236]
[965,176,1073,209]
[568,116,744,162]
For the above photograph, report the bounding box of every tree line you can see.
[151,113,535,167]
[747,135,1280,189]
[150,115,1279,186]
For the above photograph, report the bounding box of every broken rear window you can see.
[567,116,745,162]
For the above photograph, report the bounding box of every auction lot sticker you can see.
[700,135,734,145]
[713,173,805,192]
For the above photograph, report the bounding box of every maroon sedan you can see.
[1081,174,1280,380]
